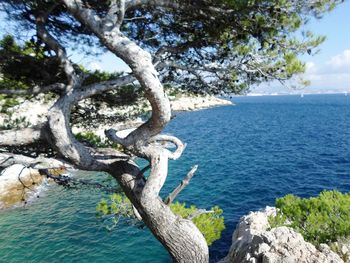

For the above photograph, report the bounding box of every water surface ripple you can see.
[1,94,350,262]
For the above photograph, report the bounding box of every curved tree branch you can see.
[141,149,169,198]
[0,76,135,171]
[0,152,71,169]
[0,83,65,96]
[148,134,186,160]
[59,2,209,261]
[0,124,46,147]
[62,0,171,151]
[34,8,106,170]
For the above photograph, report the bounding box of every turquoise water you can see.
[1,94,350,262]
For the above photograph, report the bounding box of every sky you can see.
[253,1,350,94]
[1,2,350,94]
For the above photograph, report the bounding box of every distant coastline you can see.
[239,91,350,97]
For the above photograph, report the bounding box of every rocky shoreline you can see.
[0,164,44,210]
[170,95,232,112]
[0,93,232,209]
[0,93,233,128]
[3,93,347,263]
[220,207,347,263]
[0,164,69,210]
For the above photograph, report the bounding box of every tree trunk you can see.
[47,2,211,261]
[109,160,209,263]
[142,198,209,263]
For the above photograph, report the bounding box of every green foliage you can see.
[96,193,134,218]
[0,95,20,113]
[0,35,62,89]
[75,131,122,150]
[2,0,343,95]
[164,84,196,98]
[75,131,107,147]
[283,53,306,76]
[82,70,123,86]
[269,190,350,246]
[96,195,225,246]
[170,202,225,246]
[83,70,140,107]
[0,78,28,91]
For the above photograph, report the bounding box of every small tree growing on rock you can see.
[0,0,342,262]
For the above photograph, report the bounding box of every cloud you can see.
[87,58,131,73]
[327,49,350,69]
[252,49,350,94]
[302,49,350,91]
[87,62,103,71]
[305,62,317,74]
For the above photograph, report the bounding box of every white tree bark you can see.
[0,152,71,169]
[61,1,209,261]
[0,1,210,261]
[109,160,209,263]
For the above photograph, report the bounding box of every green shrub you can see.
[0,95,21,113]
[96,195,225,246]
[82,70,123,86]
[75,131,107,147]
[170,201,225,246]
[0,115,30,130]
[75,131,122,151]
[96,193,134,218]
[269,190,350,245]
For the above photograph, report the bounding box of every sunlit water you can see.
[1,94,350,263]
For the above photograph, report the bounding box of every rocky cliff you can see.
[220,207,345,263]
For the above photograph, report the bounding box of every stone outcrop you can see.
[0,93,232,130]
[220,207,344,263]
[0,94,54,127]
[0,94,232,139]
[0,164,67,209]
[0,164,45,209]
[170,95,232,111]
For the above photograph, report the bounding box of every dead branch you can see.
[148,134,186,160]
[164,165,198,205]
[38,168,122,193]
[187,209,214,220]
[0,152,72,169]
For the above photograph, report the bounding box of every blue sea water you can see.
[1,94,350,263]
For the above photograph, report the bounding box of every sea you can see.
[0,94,350,263]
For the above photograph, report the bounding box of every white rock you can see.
[0,164,44,209]
[0,164,34,193]
[170,95,232,112]
[220,207,344,263]
[4,94,54,126]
